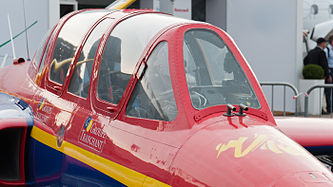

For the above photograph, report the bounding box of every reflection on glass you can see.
[68,19,113,98]
[49,10,109,85]
[34,31,49,68]
[96,13,193,104]
[34,27,55,85]
[38,40,51,74]
[108,13,195,75]
[126,42,177,121]
[184,29,260,109]
[97,35,125,104]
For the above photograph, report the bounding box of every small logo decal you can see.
[38,98,45,111]
[84,116,93,132]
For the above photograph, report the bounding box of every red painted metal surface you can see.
[0,9,333,186]
[276,117,333,147]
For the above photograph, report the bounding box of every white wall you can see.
[50,0,60,28]
[140,0,154,9]
[206,0,227,30]
[0,0,52,65]
[173,0,191,19]
[226,0,303,112]
[143,0,176,15]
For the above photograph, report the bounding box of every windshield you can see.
[183,29,260,109]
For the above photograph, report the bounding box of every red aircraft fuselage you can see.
[0,9,332,186]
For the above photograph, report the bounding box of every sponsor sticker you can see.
[79,116,106,152]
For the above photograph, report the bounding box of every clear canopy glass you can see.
[183,29,260,109]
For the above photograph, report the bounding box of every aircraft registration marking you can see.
[216,134,305,158]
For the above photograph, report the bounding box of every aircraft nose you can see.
[273,171,333,186]
[169,125,333,186]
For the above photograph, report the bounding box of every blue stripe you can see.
[27,138,126,186]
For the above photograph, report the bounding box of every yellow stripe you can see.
[30,126,171,187]
[143,177,171,187]
[108,0,136,9]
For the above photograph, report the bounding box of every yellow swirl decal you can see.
[216,134,304,158]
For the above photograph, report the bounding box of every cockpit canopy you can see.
[33,9,262,123]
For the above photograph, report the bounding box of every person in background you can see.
[304,37,331,113]
[325,35,333,113]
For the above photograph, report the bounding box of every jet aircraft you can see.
[1,2,333,186]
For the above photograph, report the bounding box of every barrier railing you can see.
[260,82,299,116]
[304,84,333,117]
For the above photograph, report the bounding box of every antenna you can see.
[1,54,8,67]
[22,0,30,60]
[7,14,16,60]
